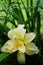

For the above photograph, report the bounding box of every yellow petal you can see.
[8,30,15,39]
[8,24,26,40]
[25,43,39,55]
[24,33,36,44]
[17,52,25,64]
[18,41,26,53]
[13,24,26,40]
[1,40,18,53]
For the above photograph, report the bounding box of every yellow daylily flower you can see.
[1,24,39,64]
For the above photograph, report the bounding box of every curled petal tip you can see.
[18,24,25,28]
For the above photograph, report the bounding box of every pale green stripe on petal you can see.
[18,43,26,53]
[13,25,26,40]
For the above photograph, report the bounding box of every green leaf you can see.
[0,53,10,62]
[7,7,22,21]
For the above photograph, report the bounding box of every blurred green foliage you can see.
[0,0,43,65]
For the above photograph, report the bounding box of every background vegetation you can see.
[0,0,43,65]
